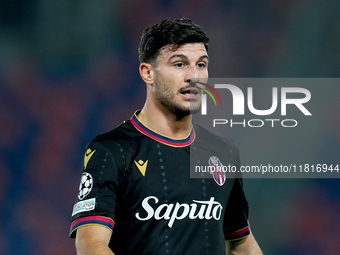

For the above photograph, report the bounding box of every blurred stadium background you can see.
[0,0,340,254]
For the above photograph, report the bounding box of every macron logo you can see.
[134,159,148,176]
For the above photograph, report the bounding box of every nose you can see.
[184,65,199,83]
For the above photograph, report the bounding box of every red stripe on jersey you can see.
[130,112,195,147]
[69,216,114,237]
[224,225,250,240]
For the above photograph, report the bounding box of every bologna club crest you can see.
[208,156,226,186]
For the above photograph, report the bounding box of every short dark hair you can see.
[138,18,209,64]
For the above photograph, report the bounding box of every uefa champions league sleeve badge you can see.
[78,172,93,200]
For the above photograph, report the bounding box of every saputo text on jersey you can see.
[135,196,223,228]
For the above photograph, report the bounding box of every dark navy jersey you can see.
[70,111,249,255]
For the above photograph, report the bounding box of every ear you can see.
[139,63,155,85]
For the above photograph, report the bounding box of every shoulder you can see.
[82,118,148,173]
[193,123,239,152]
[88,119,143,150]
[93,120,135,144]
[83,120,141,167]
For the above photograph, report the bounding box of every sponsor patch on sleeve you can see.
[72,198,96,216]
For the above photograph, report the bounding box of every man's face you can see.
[152,43,209,116]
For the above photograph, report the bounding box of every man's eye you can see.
[175,63,184,68]
[197,63,206,68]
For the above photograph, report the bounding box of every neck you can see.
[138,102,192,139]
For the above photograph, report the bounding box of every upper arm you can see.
[70,141,122,238]
[76,225,114,255]
[223,179,250,241]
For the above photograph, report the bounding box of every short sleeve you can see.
[223,178,250,241]
[69,141,121,238]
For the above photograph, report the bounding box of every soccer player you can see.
[70,18,262,255]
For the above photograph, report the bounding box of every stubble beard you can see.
[154,73,201,117]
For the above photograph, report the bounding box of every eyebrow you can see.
[168,54,209,62]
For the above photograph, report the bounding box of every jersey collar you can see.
[130,111,195,147]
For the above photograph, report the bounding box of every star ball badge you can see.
[78,172,93,200]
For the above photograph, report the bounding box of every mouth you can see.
[179,87,200,100]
